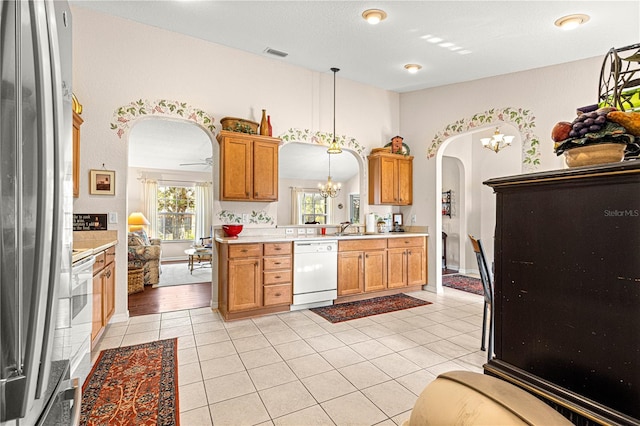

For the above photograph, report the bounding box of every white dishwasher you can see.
[292,240,338,310]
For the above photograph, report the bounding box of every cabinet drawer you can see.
[93,251,106,274]
[105,246,116,265]
[263,256,292,270]
[264,270,292,285]
[387,236,425,248]
[339,239,386,252]
[264,284,292,306]
[228,244,262,259]
[264,242,292,256]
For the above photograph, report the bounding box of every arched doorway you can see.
[429,107,541,293]
[111,99,217,314]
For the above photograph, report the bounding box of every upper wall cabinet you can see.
[72,94,83,198]
[217,130,281,202]
[368,151,413,205]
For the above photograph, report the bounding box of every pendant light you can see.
[319,67,342,198]
[327,67,342,154]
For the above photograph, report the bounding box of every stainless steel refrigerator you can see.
[1,1,77,424]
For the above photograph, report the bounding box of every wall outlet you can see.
[297,228,306,235]
[108,212,118,224]
[242,213,249,223]
[306,228,315,235]
[285,228,294,235]
[412,214,417,224]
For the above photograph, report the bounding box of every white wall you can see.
[71,6,399,320]
[400,56,603,292]
[71,5,606,316]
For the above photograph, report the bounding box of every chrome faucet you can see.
[340,221,352,234]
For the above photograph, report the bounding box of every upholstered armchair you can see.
[127,230,162,286]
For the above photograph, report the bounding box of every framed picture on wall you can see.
[89,169,115,195]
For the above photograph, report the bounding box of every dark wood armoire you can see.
[483,160,639,425]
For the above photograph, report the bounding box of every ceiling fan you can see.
[179,156,213,167]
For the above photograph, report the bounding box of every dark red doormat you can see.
[81,338,179,426]
[442,274,484,296]
[310,294,432,323]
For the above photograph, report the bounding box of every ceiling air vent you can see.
[264,47,288,58]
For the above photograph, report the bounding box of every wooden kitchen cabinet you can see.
[218,242,292,320]
[387,236,426,288]
[263,243,292,307]
[336,236,427,303]
[337,251,363,296]
[337,239,386,296]
[368,151,413,205]
[72,94,83,198]
[217,130,281,201]
[91,245,116,346]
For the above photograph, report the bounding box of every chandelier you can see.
[480,127,514,153]
[319,67,342,198]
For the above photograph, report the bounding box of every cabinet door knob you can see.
[246,192,249,196]
[274,247,281,251]
[407,250,412,255]
[241,249,248,252]
[275,292,281,297]
[275,275,281,279]
[274,262,281,265]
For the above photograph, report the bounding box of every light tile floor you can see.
[93,287,488,425]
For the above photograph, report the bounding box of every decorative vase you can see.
[267,115,273,137]
[259,109,269,136]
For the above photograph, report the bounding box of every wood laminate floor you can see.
[128,282,211,316]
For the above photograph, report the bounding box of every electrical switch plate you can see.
[242,213,249,223]
[306,228,315,235]
[285,228,294,235]
[297,228,306,235]
[108,212,118,224]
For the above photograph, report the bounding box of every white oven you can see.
[69,254,95,386]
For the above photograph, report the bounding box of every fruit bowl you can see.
[563,143,625,168]
[222,224,243,238]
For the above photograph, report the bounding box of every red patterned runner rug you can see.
[310,293,432,323]
[80,338,179,426]
[442,274,484,296]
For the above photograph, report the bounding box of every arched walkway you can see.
[429,107,540,293]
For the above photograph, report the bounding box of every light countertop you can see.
[73,230,118,263]
[215,231,428,245]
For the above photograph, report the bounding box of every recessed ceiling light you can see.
[554,14,590,30]
[362,9,387,25]
[449,46,462,51]
[458,50,472,55]
[427,37,443,44]
[404,64,422,74]
[439,42,454,48]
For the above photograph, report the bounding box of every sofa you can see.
[127,230,161,286]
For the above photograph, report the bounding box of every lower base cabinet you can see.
[218,242,292,320]
[337,236,427,300]
[91,245,116,346]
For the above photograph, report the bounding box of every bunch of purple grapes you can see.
[568,109,608,138]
